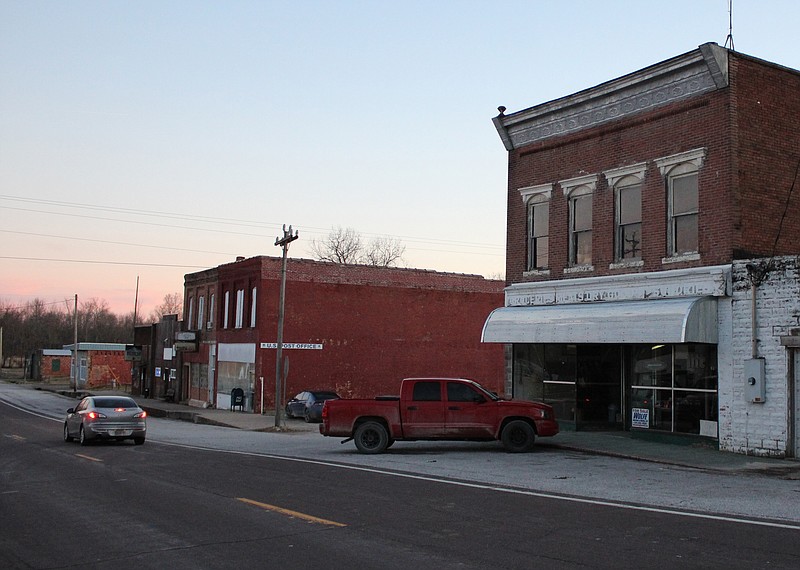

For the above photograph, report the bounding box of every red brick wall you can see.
[188,259,506,408]
[506,92,734,283]
[505,51,800,284]
[86,351,132,389]
[731,54,800,257]
[40,355,71,382]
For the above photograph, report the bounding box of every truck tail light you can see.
[321,403,328,420]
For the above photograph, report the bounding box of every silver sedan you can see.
[64,395,147,445]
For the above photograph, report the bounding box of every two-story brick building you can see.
[179,256,505,413]
[484,43,800,456]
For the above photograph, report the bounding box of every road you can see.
[2,383,800,569]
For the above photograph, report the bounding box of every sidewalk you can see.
[26,382,800,478]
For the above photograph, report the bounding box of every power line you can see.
[0,256,209,268]
[0,194,504,251]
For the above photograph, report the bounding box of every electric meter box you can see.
[744,358,766,403]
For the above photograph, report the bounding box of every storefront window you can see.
[627,344,717,435]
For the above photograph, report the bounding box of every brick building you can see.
[483,43,800,456]
[63,343,132,390]
[178,256,505,412]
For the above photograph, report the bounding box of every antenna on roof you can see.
[724,0,735,51]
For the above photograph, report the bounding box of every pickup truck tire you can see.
[501,420,536,453]
[354,421,390,454]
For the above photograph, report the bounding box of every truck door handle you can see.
[407,406,418,411]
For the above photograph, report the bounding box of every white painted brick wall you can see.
[720,257,800,456]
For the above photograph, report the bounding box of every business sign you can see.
[124,345,142,362]
[631,408,650,429]
[260,343,323,350]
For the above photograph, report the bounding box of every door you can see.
[793,350,800,458]
[445,381,495,438]
[575,345,622,430]
[402,381,445,438]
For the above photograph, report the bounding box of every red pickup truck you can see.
[320,377,558,454]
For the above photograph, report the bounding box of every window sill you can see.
[563,264,594,274]
[609,259,644,270]
[661,253,700,265]
[523,269,551,277]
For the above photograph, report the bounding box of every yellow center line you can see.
[75,453,103,463]
[236,497,347,527]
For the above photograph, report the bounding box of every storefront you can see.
[482,266,729,438]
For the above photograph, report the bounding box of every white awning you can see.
[481,297,718,344]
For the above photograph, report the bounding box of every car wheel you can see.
[133,437,145,445]
[79,425,89,446]
[353,421,390,454]
[63,423,73,443]
[501,420,536,453]
[285,407,293,419]
[304,410,312,423]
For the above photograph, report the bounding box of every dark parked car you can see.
[285,390,340,423]
[64,395,147,445]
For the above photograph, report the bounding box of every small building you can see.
[29,349,72,382]
[487,43,800,456]
[63,342,132,391]
[179,257,505,412]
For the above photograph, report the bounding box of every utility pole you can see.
[72,294,78,395]
[274,224,298,428]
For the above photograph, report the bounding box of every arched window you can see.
[655,148,705,258]
[615,174,643,261]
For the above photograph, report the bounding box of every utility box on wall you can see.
[744,358,766,403]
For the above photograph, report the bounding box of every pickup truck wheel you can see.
[354,421,390,454]
[501,420,536,453]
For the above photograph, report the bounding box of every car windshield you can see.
[94,398,137,408]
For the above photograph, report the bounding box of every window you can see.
[250,287,257,327]
[570,190,592,265]
[223,291,230,329]
[655,148,705,258]
[412,382,441,401]
[235,289,244,329]
[187,296,194,329]
[447,382,483,403]
[527,196,549,270]
[605,163,646,264]
[209,293,215,328]
[668,167,699,255]
[519,184,552,272]
[560,174,596,268]
[617,179,642,260]
[197,296,205,330]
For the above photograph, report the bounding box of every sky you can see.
[2,0,799,316]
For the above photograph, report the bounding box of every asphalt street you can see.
[3,397,800,569]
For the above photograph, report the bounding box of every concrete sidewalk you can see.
[29,382,800,478]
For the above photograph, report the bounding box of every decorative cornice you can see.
[603,162,648,188]
[494,43,730,151]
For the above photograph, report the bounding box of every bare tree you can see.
[309,226,363,264]
[363,236,405,267]
[148,292,183,323]
[310,226,405,267]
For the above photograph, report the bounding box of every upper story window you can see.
[605,163,646,263]
[250,287,257,327]
[655,149,705,258]
[519,184,552,272]
[186,296,194,329]
[235,289,245,329]
[197,295,205,330]
[561,174,597,268]
[209,293,215,329]
[223,291,230,329]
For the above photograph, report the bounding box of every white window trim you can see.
[519,183,553,203]
[603,162,647,188]
[560,173,597,197]
[654,148,706,176]
[223,291,230,329]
